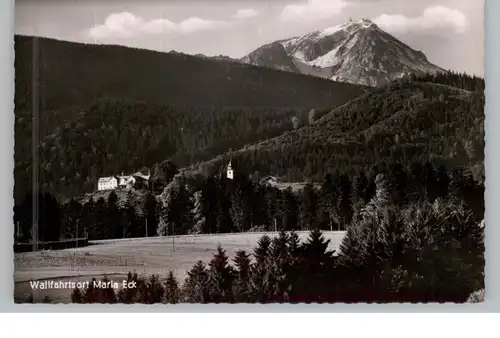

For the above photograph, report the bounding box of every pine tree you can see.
[282,188,299,231]
[157,181,189,236]
[182,261,209,303]
[270,230,289,262]
[71,287,83,303]
[39,192,62,242]
[232,250,251,302]
[287,230,301,258]
[133,274,163,304]
[337,174,353,230]
[105,190,121,239]
[165,271,180,304]
[230,187,252,232]
[81,196,96,239]
[299,183,318,230]
[387,163,407,207]
[191,190,207,234]
[82,278,99,303]
[249,235,275,302]
[96,275,118,303]
[144,191,158,237]
[117,272,142,304]
[351,171,368,217]
[207,245,235,302]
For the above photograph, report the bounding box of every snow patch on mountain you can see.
[309,45,341,68]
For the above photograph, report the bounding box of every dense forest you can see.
[14,35,364,203]
[63,162,484,303]
[14,159,484,246]
[188,73,485,184]
[14,102,331,202]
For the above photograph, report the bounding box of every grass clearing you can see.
[14,231,346,303]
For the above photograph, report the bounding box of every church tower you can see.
[226,160,234,180]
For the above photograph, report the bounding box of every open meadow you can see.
[14,231,346,303]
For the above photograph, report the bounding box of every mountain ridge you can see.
[183,73,484,182]
[240,18,445,87]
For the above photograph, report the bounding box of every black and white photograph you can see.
[13,0,485,304]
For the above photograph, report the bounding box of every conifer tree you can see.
[39,192,62,242]
[117,272,142,304]
[191,190,207,234]
[105,190,121,239]
[232,250,252,302]
[157,181,191,236]
[82,277,99,303]
[144,191,158,237]
[207,245,235,302]
[165,271,180,304]
[71,287,83,303]
[96,275,118,303]
[81,196,96,239]
[182,261,209,303]
[299,183,319,230]
[387,163,407,207]
[282,188,299,231]
[337,174,353,230]
[287,230,301,258]
[249,235,275,302]
[230,187,252,232]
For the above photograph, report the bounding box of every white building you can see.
[97,170,151,192]
[97,176,118,191]
[117,174,136,189]
[227,161,234,180]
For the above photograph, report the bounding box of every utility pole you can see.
[172,223,175,252]
[76,219,79,248]
[145,217,148,237]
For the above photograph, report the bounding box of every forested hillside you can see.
[187,73,485,183]
[14,35,365,202]
[15,35,364,111]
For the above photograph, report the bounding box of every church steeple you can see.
[226,160,234,180]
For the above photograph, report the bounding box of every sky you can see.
[15,0,484,76]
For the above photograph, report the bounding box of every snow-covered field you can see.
[14,231,346,303]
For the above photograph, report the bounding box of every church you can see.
[226,161,234,180]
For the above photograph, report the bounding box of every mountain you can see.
[240,42,300,73]
[185,73,485,182]
[241,18,445,87]
[14,35,365,203]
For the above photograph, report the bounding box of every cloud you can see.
[87,12,229,40]
[374,6,469,35]
[233,9,259,19]
[280,0,349,23]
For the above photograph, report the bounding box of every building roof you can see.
[132,172,151,180]
[98,176,116,184]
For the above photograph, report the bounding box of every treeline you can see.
[409,70,485,92]
[69,175,484,303]
[190,78,485,184]
[14,161,484,244]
